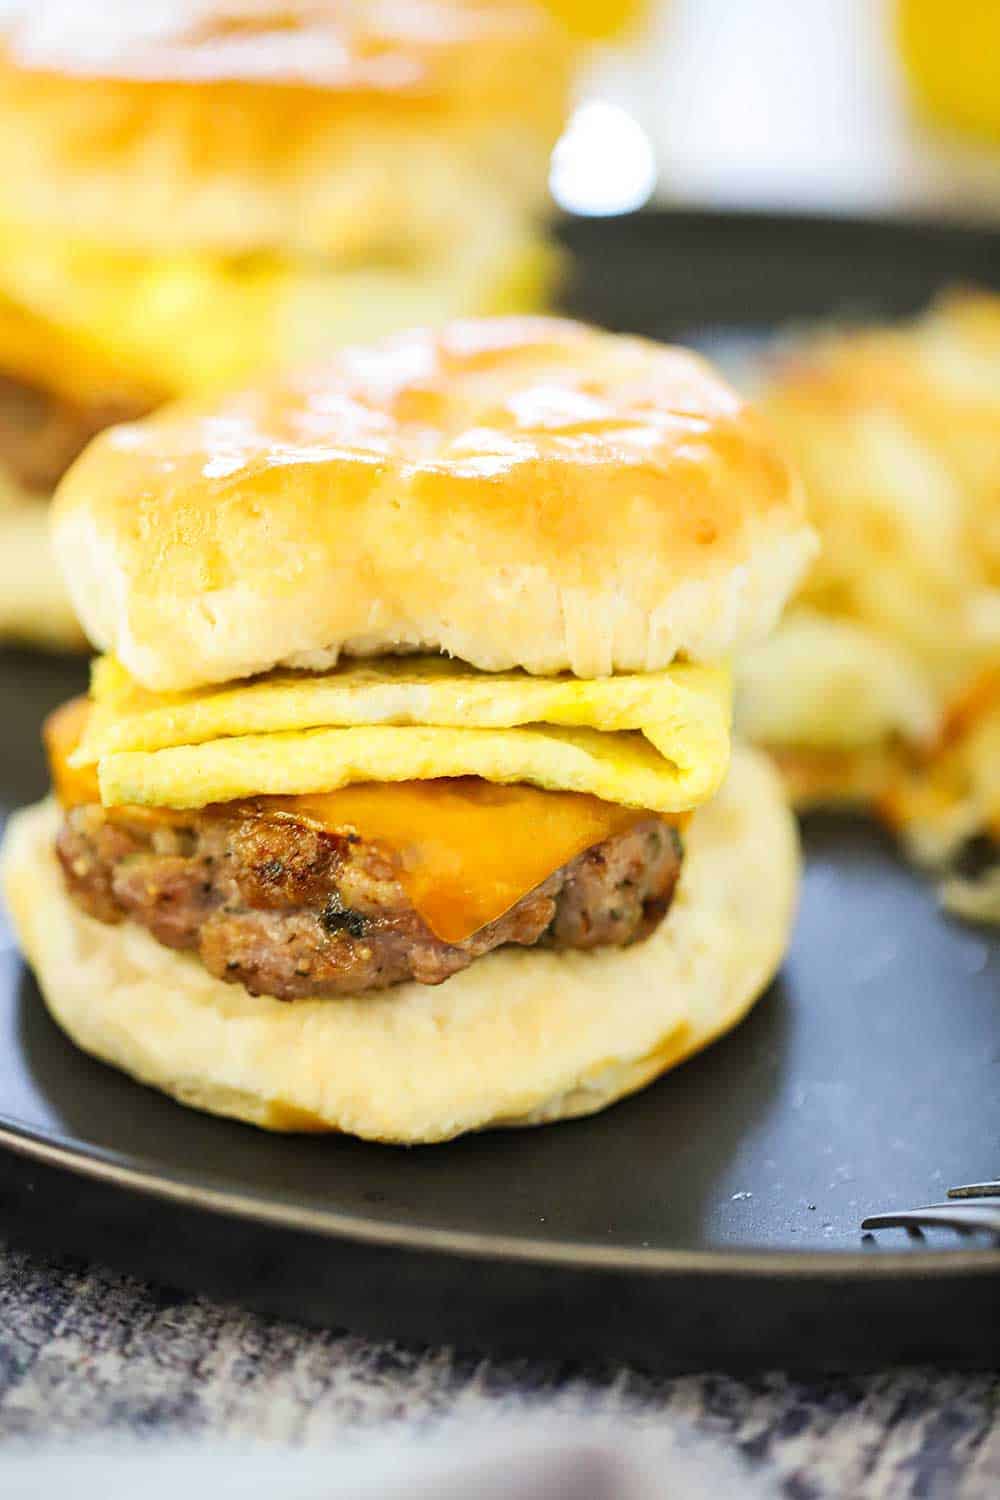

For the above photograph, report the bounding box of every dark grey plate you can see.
[0,211,998,1371]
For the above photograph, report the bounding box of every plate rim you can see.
[3,1112,998,1281]
[560,202,1000,249]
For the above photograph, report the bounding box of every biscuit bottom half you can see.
[1,745,799,1145]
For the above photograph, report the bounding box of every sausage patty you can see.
[0,372,149,495]
[56,801,683,1000]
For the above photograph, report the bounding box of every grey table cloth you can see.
[0,1239,997,1498]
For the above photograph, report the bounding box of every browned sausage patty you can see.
[0,372,149,495]
[56,803,683,999]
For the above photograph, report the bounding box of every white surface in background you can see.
[567,0,1000,221]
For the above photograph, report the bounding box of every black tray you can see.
[1,210,999,1371]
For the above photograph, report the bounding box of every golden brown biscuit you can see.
[53,316,815,692]
[0,0,570,259]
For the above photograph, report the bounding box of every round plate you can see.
[1,211,998,1370]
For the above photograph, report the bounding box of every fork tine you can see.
[862,1203,1000,1236]
[947,1181,1000,1199]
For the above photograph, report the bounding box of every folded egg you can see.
[78,654,732,815]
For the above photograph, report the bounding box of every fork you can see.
[862,1181,1000,1239]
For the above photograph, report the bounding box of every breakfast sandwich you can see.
[0,0,572,647]
[2,317,815,1143]
[737,290,1000,918]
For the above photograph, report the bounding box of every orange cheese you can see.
[45,698,100,807]
[244,782,651,943]
[46,697,677,943]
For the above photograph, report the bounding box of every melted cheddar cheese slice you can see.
[75,655,732,817]
[245,782,656,944]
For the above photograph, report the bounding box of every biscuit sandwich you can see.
[2,316,816,1142]
[0,0,572,646]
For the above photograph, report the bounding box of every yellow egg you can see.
[78,654,732,816]
[0,224,557,400]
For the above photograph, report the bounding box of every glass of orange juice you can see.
[537,0,649,42]
[897,0,1000,143]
